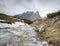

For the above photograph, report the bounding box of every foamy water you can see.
[0,22,48,46]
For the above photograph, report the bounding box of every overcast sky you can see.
[0,0,60,18]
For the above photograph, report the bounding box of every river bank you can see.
[32,16,60,46]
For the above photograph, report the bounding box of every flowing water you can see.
[0,22,48,46]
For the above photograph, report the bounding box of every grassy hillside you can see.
[0,13,22,24]
[0,13,11,20]
[21,19,34,24]
[32,14,60,46]
[47,10,60,18]
[13,16,34,24]
[0,13,34,24]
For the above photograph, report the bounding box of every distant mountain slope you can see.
[47,10,60,18]
[0,13,34,24]
[14,11,41,21]
[0,13,22,24]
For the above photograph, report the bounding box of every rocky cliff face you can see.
[14,11,41,21]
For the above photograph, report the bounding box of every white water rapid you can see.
[0,22,48,46]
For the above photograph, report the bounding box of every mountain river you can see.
[0,22,48,46]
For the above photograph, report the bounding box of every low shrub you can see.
[47,10,60,18]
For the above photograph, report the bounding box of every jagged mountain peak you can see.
[14,11,41,21]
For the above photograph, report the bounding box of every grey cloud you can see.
[0,0,60,17]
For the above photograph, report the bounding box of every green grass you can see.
[0,13,22,24]
[22,19,34,24]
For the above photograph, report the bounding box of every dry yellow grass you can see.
[32,18,60,46]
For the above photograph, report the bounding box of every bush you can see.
[23,19,34,24]
[57,10,60,15]
[47,10,60,18]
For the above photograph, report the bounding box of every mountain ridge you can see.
[14,11,41,21]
